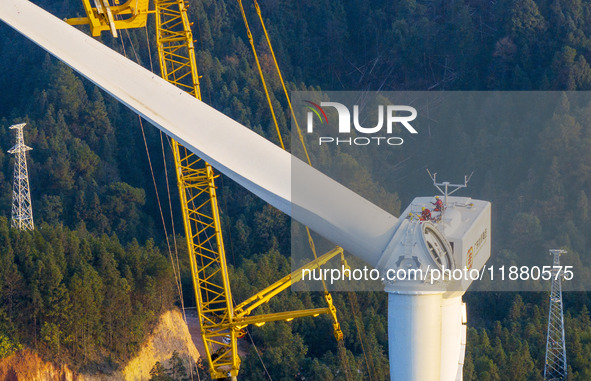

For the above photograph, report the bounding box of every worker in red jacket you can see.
[432,196,444,212]
[421,207,432,221]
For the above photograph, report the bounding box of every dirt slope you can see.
[0,309,200,381]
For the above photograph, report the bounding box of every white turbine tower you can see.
[0,2,492,379]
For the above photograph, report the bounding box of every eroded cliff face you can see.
[0,309,200,381]
[121,309,200,381]
[0,350,76,381]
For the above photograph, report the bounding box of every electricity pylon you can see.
[8,123,34,231]
[544,249,567,381]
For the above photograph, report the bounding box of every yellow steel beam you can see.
[66,0,151,37]
[234,247,345,318]
[235,308,331,328]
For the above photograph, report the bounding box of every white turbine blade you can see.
[0,0,398,266]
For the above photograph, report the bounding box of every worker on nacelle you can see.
[420,207,432,221]
[432,196,444,212]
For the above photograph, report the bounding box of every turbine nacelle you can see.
[377,196,491,294]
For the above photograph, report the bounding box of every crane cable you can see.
[236,1,355,380]
[133,23,199,380]
[116,23,196,381]
[242,0,337,309]
[236,0,284,150]
[118,25,185,317]
[250,0,311,165]
[236,0,334,314]
[244,3,379,380]
[246,327,273,381]
[247,4,357,380]
[236,3,353,380]
[348,292,376,381]
[142,23,184,309]
[116,29,181,298]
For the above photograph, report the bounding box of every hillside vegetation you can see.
[1,0,591,380]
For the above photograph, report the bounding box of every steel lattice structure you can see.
[544,249,568,381]
[153,2,239,376]
[8,123,34,231]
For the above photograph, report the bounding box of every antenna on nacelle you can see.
[426,169,473,206]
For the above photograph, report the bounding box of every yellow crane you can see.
[66,1,344,379]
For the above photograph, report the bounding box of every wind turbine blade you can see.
[0,0,398,266]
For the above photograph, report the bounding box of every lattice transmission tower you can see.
[544,249,567,381]
[8,123,34,231]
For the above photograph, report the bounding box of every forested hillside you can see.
[1,0,591,380]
